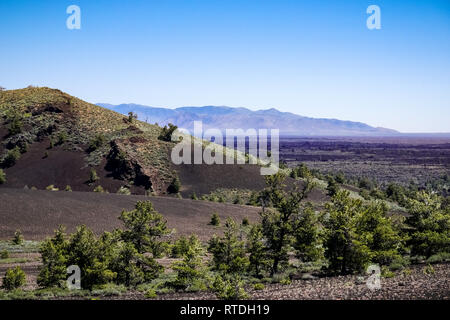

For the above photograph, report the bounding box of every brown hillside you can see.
[0,188,261,241]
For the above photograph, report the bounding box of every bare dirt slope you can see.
[175,163,267,197]
[0,188,261,241]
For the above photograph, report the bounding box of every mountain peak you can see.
[97,103,399,136]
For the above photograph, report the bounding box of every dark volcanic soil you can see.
[1,139,91,190]
[0,138,148,195]
[175,162,328,205]
[175,163,267,197]
[0,188,261,241]
[0,137,273,197]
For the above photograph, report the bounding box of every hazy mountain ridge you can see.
[97,103,399,136]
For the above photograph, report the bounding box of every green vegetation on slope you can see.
[2,171,443,300]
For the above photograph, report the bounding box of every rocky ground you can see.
[249,263,449,300]
[104,263,449,300]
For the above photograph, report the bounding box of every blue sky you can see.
[1,0,449,132]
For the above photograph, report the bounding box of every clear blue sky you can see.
[1,0,449,132]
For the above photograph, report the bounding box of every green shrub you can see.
[37,227,69,288]
[112,241,163,287]
[7,117,23,136]
[119,201,170,256]
[233,195,244,205]
[34,287,88,299]
[290,164,311,179]
[127,112,137,123]
[247,191,262,206]
[2,147,21,167]
[385,183,406,204]
[1,250,9,259]
[65,185,72,192]
[389,256,410,271]
[89,168,99,183]
[381,266,395,278]
[293,204,324,264]
[208,218,248,274]
[0,169,6,184]
[359,189,370,200]
[145,288,157,299]
[401,268,412,276]
[171,237,188,258]
[111,242,144,287]
[171,239,206,292]
[190,192,198,200]
[0,289,36,300]
[88,134,106,152]
[158,123,178,142]
[171,235,201,258]
[209,213,220,226]
[94,185,105,193]
[326,176,339,197]
[389,263,404,271]
[117,186,131,195]
[358,177,373,190]
[247,224,270,277]
[323,191,403,275]
[167,176,181,194]
[87,202,168,288]
[242,217,249,226]
[370,188,386,200]
[253,283,265,290]
[259,172,315,276]
[356,201,404,266]
[335,172,346,184]
[212,274,248,300]
[57,132,68,145]
[38,226,117,290]
[19,141,28,154]
[45,185,59,191]
[426,252,450,264]
[423,264,435,275]
[12,230,24,245]
[406,191,450,258]
[91,283,127,296]
[67,226,116,289]
[2,266,26,290]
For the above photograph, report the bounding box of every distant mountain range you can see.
[97,103,399,136]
